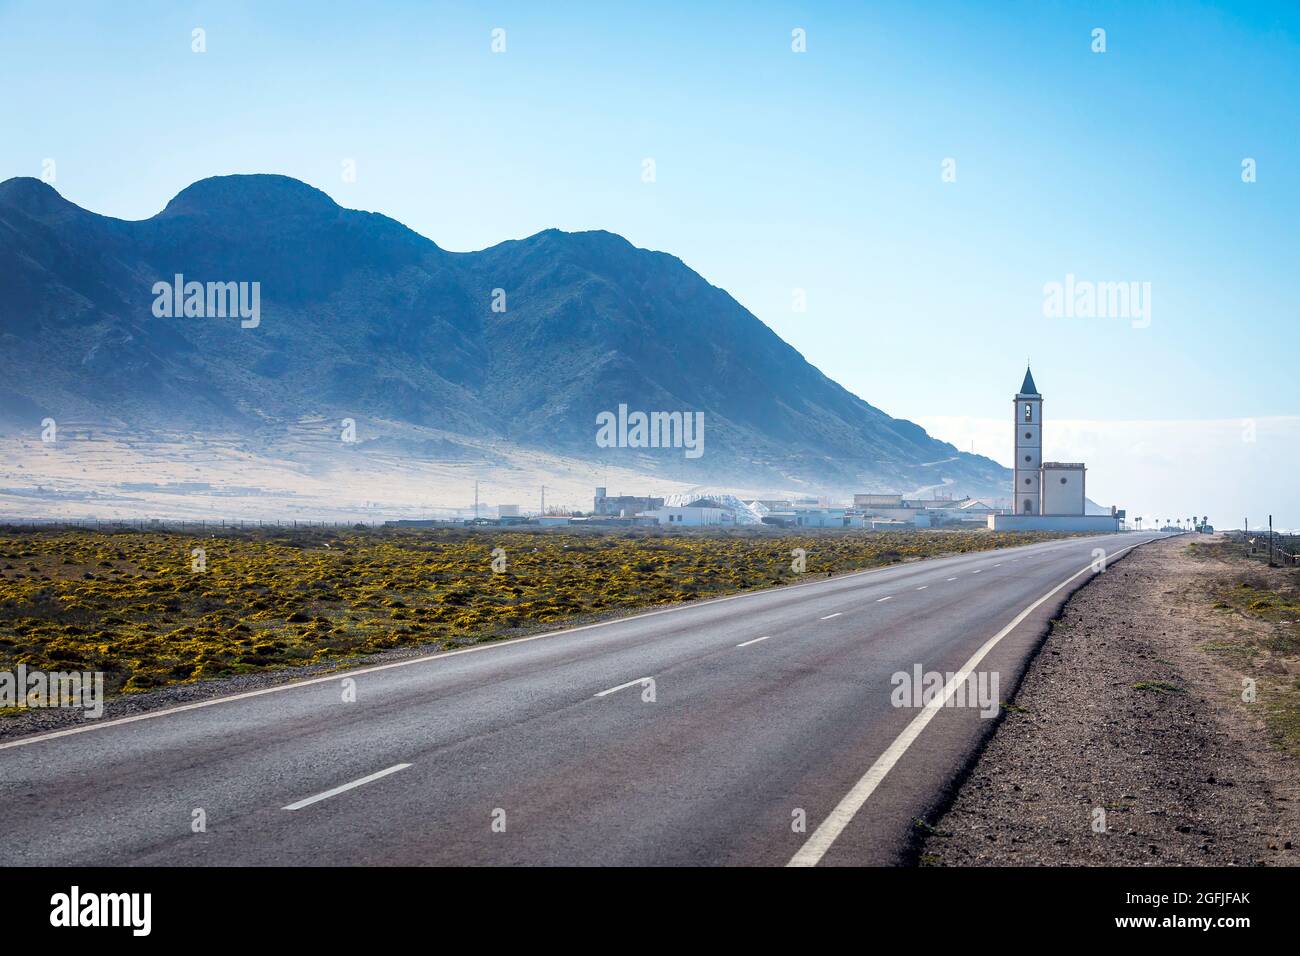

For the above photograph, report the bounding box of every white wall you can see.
[988,514,1118,532]
[1041,468,1085,515]
[645,507,734,527]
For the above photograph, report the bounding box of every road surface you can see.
[0,532,1163,866]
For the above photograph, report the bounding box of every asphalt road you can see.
[0,532,1165,866]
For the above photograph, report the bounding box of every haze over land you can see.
[0,174,1008,519]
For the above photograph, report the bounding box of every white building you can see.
[991,366,1120,532]
[640,506,737,527]
[1010,367,1088,516]
[593,486,664,517]
[1013,368,1044,515]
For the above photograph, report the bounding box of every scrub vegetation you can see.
[1193,538,1300,755]
[0,526,1071,702]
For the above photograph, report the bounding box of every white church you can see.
[987,367,1122,532]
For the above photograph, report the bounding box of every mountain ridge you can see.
[0,173,1008,496]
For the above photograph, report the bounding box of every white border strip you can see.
[786,541,1141,867]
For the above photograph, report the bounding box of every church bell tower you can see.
[1014,366,1042,515]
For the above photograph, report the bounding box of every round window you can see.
[1024,478,1031,485]
[1060,477,1067,484]
[1024,432,1032,440]
[1024,455,1031,462]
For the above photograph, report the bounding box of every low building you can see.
[842,514,913,529]
[759,507,845,528]
[535,515,573,527]
[594,486,664,517]
[640,506,736,527]
[790,507,847,528]
[854,493,904,509]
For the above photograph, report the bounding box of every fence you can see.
[1226,530,1300,567]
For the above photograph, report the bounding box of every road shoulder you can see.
[920,535,1300,866]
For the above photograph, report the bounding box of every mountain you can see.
[0,174,1008,496]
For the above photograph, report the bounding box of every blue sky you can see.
[2,1,1297,523]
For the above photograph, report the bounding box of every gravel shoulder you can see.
[920,534,1299,866]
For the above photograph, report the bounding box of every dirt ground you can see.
[920,534,1300,866]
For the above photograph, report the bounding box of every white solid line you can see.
[0,532,1145,753]
[915,586,928,591]
[787,541,1143,867]
[876,596,892,602]
[736,635,772,648]
[283,763,411,811]
[594,677,652,698]
[820,612,842,620]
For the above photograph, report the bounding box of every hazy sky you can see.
[2,1,1296,525]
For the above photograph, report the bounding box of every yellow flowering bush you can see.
[0,526,1071,698]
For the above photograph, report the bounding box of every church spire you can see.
[1019,364,1039,397]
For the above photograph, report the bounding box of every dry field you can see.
[0,526,1070,703]
[1193,537,1300,754]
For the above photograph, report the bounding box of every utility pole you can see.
[540,485,546,517]
[1269,514,1275,566]
[474,480,479,521]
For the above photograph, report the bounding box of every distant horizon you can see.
[8,169,1295,528]
[2,0,1296,526]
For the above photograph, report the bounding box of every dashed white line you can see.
[994,563,1002,567]
[820,612,842,620]
[971,569,982,574]
[283,763,411,811]
[915,586,928,591]
[946,577,957,582]
[594,677,653,698]
[876,596,892,602]
[736,635,772,648]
